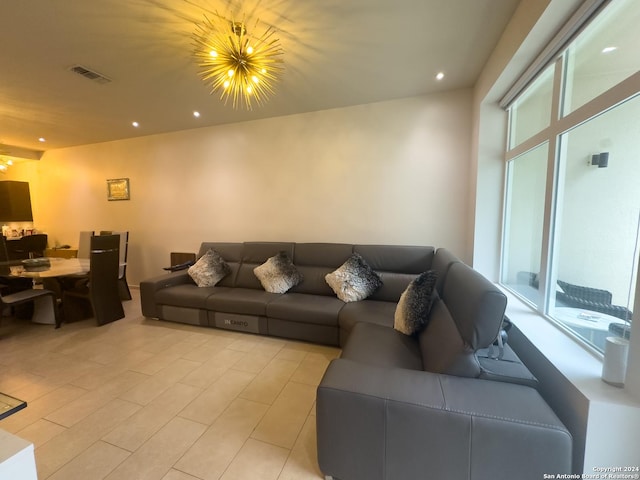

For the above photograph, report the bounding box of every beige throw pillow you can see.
[325,253,383,302]
[187,249,230,287]
[253,251,303,293]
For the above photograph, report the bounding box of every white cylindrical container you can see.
[601,336,629,387]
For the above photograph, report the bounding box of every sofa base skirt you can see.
[154,306,339,346]
[158,305,208,326]
[268,318,339,346]
[209,312,268,335]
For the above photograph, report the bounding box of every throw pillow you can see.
[325,253,383,302]
[253,251,303,293]
[188,249,231,287]
[394,270,439,335]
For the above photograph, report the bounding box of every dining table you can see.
[0,257,89,278]
[1,257,91,324]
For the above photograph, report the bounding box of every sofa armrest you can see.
[316,359,572,480]
[140,271,192,318]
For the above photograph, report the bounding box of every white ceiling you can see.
[0,0,520,153]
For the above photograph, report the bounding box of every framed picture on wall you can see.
[107,178,130,201]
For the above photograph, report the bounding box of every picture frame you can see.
[107,178,130,201]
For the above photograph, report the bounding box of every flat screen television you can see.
[0,181,33,222]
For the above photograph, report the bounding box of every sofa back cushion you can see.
[442,262,507,350]
[235,242,295,289]
[354,245,434,302]
[418,262,506,378]
[431,248,460,295]
[197,242,243,287]
[418,298,481,377]
[290,243,353,296]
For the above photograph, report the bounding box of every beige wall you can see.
[9,90,473,285]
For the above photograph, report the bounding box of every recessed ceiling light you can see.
[193,111,201,118]
[132,121,139,128]
[436,72,445,81]
[38,137,46,142]
[601,46,617,54]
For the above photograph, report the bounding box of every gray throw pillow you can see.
[394,270,439,335]
[253,251,303,293]
[188,249,230,287]
[325,253,383,302]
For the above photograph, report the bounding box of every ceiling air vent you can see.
[69,64,112,84]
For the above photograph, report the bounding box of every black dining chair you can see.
[1,239,60,326]
[12,234,48,259]
[99,230,131,300]
[0,235,34,301]
[62,235,124,326]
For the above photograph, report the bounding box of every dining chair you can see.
[99,230,131,300]
[0,235,34,299]
[48,230,94,300]
[15,234,48,259]
[62,234,124,326]
[0,235,7,262]
[77,231,94,259]
[1,287,61,327]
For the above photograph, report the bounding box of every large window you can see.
[501,0,640,353]
[502,143,548,307]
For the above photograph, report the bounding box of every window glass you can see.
[562,0,640,115]
[509,65,554,149]
[501,143,549,306]
[549,94,640,351]
[502,0,639,353]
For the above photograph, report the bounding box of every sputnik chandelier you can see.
[192,12,284,110]
[0,157,12,173]
[0,145,13,173]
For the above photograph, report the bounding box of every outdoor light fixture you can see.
[590,152,610,168]
[192,12,284,110]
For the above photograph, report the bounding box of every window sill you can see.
[500,287,638,407]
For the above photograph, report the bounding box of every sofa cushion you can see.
[394,270,438,335]
[431,248,460,295]
[338,300,397,335]
[267,293,344,326]
[325,253,383,302]
[156,284,226,309]
[290,243,353,296]
[235,242,295,289]
[442,262,507,349]
[197,242,243,287]
[418,298,481,377]
[206,287,281,316]
[253,251,303,293]
[354,245,435,302]
[340,322,423,371]
[188,249,231,287]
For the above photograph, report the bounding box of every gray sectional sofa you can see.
[140,241,445,346]
[140,241,573,479]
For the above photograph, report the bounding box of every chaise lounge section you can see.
[316,259,572,480]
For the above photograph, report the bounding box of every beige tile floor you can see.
[0,290,340,480]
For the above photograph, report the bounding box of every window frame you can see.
[500,17,640,353]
